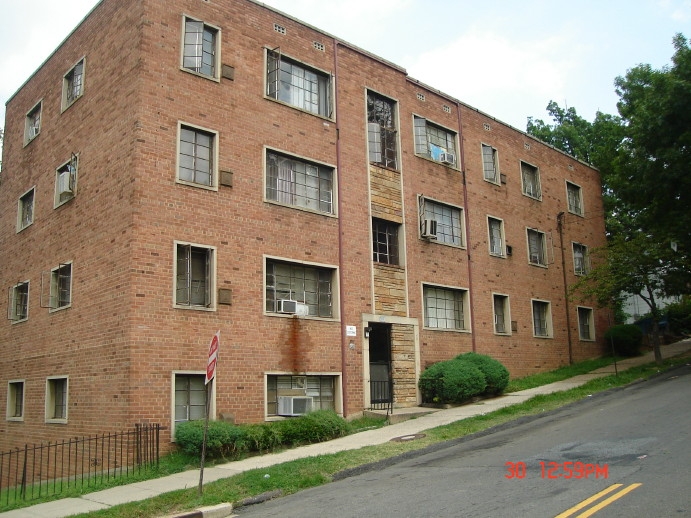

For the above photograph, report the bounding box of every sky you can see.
[1,0,690,134]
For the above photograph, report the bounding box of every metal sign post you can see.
[199,331,220,496]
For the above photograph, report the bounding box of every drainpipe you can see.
[456,102,477,353]
[333,39,349,416]
[557,212,574,364]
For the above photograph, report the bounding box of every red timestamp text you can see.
[504,461,609,479]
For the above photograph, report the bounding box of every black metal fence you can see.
[369,379,393,414]
[0,423,160,506]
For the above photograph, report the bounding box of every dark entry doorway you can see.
[368,323,392,409]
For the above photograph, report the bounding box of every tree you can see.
[613,33,691,261]
[571,232,686,364]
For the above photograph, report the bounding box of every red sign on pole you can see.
[205,331,220,385]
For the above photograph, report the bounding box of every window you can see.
[367,91,398,169]
[493,294,510,335]
[175,243,215,309]
[7,381,25,420]
[532,300,552,338]
[423,285,468,330]
[521,161,541,199]
[25,101,42,144]
[413,116,457,164]
[421,198,463,246]
[182,17,219,78]
[266,50,331,117]
[372,218,400,265]
[8,282,29,322]
[266,151,333,214]
[46,263,72,310]
[55,155,78,206]
[488,217,505,256]
[482,144,499,183]
[46,376,68,422]
[578,307,595,341]
[17,188,35,231]
[62,58,84,110]
[527,229,547,266]
[267,374,336,417]
[177,124,216,188]
[573,243,589,276]
[174,374,206,424]
[567,181,583,216]
[265,259,334,318]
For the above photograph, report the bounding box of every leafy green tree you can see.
[571,232,686,364]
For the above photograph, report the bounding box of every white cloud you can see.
[404,29,582,127]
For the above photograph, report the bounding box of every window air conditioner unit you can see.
[58,170,73,195]
[277,396,313,416]
[421,218,438,239]
[439,152,456,166]
[279,299,302,314]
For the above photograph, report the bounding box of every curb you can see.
[170,503,234,518]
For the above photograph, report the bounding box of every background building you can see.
[0,0,608,450]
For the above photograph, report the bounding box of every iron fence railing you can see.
[369,379,393,414]
[0,423,160,506]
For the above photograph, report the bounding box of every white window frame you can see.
[17,187,35,232]
[520,161,542,200]
[24,100,42,145]
[492,293,511,335]
[265,372,342,420]
[422,283,471,332]
[176,122,219,190]
[531,299,553,338]
[527,228,547,266]
[566,181,584,216]
[61,57,85,111]
[367,90,399,170]
[173,241,217,311]
[45,376,68,424]
[572,242,590,276]
[413,115,458,166]
[419,196,464,247]
[265,49,333,118]
[54,155,79,207]
[577,306,595,341]
[481,143,499,183]
[487,216,505,257]
[43,262,73,311]
[8,281,30,323]
[180,16,221,81]
[264,148,336,215]
[171,371,215,441]
[7,380,25,421]
[264,256,338,320]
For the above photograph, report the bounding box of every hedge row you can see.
[175,410,349,459]
[419,352,510,405]
[604,324,643,357]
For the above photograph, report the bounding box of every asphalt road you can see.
[234,363,691,518]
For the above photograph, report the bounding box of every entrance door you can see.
[368,323,392,408]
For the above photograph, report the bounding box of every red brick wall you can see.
[0,0,609,452]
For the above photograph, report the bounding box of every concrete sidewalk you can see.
[3,339,690,518]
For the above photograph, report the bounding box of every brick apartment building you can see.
[0,0,608,449]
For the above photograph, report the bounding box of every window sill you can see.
[423,327,471,334]
[175,179,219,192]
[265,198,337,218]
[179,66,220,83]
[10,318,28,325]
[49,304,72,314]
[522,193,543,202]
[263,95,334,122]
[174,304,217,312]
[6,417,24,422]
[265,312,338,322]
[484,178,501,186]
[61,95,83,114]
[533,335,553,340]
[568,210,585,218]
[16,223,34,234]
[493,332,512,337]
[489,252,506,258]
[529,262,548,269]
[45,418,68,425]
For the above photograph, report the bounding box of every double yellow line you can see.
[555,483,642,518]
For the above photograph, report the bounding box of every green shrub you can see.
[604,324,644,357]
[666,298,691,335]
[455,352,510,395]
[243,423,283,453]
[274,410,349,445]
[419,359,486,404]
[174,420,249,459]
